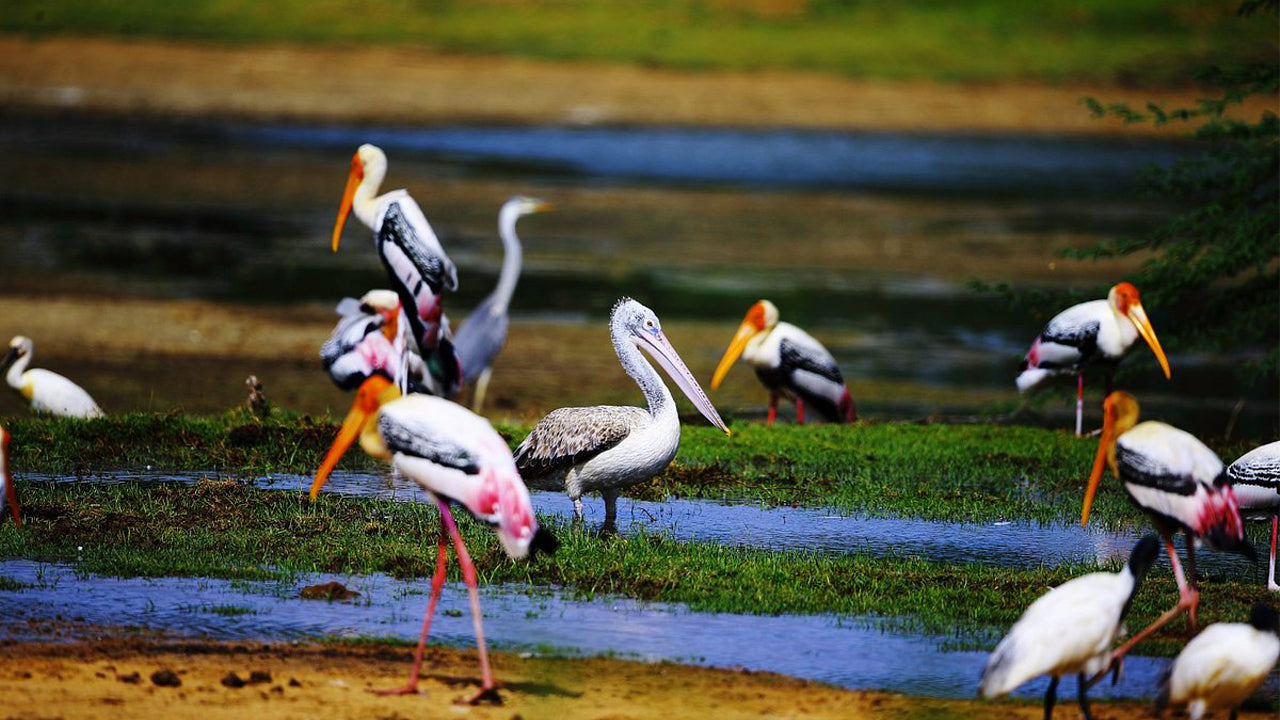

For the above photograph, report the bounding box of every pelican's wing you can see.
[378,403,480,474]
[514,406,648,478]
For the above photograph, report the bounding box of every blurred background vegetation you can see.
[2,0,1274,85]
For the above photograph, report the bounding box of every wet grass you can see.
[4,413,1259,528]
[2,0,1272,85]
[0,480,1271,656]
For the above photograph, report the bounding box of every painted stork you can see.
[710,300,855,426]
[1156,602,1279,720]
[515,298,730,527]
[1227,441,1280,592]
[0,425,21,527]
[1016,282,1170,436]
[1081,391,1253,667]
[454,196,553,413]
[979,535,1160,720]
[3,336,103,418]
[310,377,556,703]
[331,143,463,397]
[320,289,410,392]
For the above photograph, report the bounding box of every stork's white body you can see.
[4,338,102,418]
[1017,299,1136,392]
[1227,441,1280,592]
[1160,620,1279,720]
[1116,421,1239,540]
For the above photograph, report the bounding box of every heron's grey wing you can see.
[514,406,647,478]
[378,411,480,475]
[454,295,509,384]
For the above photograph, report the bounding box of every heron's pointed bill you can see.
[310,374,395,499]
[636,330,731,435]
[0,428,19,527]
[1126,302,1171,380]
[331,153,365,253]
[711,321,758,390]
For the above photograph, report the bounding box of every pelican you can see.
[331,143,463,397]
[454,196,553,413]
[0,425,21,527]
[1227,441,1280,592]
[1081,391,1253,667]
[310,377,556,703]
[979,535,1160,720]
[710,300,856,426]
[1156,602,1279,720]
[3,336,103,418]
[515,298,730,527]
[1016,282,1170,436]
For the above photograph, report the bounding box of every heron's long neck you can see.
[613,332,672,419]
[492,210,524,316]
[4,353,28,391]
[352,167,387,230]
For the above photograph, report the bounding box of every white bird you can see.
[515,298,730,528]
[310,377,556,703]
[979,535,1160,720]
[1227,441,1280,592]
[1081,391,1253,666]
[0,424,21,527]
[454,196,554,413]
[331,143,463,398]
[2,336,103,418]
[320,289,410,392]
[1156,602,1280,720]
[1016,282,1170,436]
[710,299,856,425]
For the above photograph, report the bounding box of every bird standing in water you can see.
[1016,282,1170,436]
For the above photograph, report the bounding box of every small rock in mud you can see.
[248,670,272,684]
[118,672,141,684]
[221,672,245,688]
[288,677,302,687]
[150,669,181,687]
[300,581,360,600]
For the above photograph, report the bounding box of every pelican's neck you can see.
[492,207,525,316]
[4,352,28,391]
[352,159,388,230]
[612,326,673,420]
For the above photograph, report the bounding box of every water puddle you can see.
[8,559,1272,701]
[21,472,1270,579]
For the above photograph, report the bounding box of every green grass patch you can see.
[0,480,1269,656]
[0,0,1272,85]
[5,413,1259,528]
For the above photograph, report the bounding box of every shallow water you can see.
[8,559,1268,702]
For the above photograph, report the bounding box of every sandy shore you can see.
[1,35,1271,134]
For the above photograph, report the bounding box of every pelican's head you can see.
[309,374,401,499]
[1081,391,1141,526]
[711,300,778,389]
[2,336,32,371]
[611,297,730,435]
[0,425,21,527]
[332,143,389,252]
[502,195,555,223]
[1108,282,1170,381]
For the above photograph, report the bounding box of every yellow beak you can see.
[1127,302,1171,380]
[711,321,758,390]
[310,375,394,499]
[1081,408,1119,526]
[331,155,363,253]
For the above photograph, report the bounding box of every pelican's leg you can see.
[436,499,500,705]
[572,496,584,522]
[375,525,449,696]
[470,368,493,414]
[1106,535,1196,669]
[766,394,778,427]
[1042,675,1059,720]
[1266,514,1279,591]
[1075,374,1084,437]
[1075,672,1095,720]
[795,397,805,425]
[599,490,619,535]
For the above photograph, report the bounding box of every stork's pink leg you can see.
[1075,374,1084,437]
[1107,535,1197,667]
[766,395,777,427]
[437,500,500,704]
[375,526,449,696]
[1184,534,1199,630]
[795,398,806,425]
[1267,515,1279,591]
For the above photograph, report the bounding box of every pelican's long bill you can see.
[310,375,397,499]
[711,320,758,390]
[1126,302,1171,380]
[634,328,730,435]
[331,151,365,252]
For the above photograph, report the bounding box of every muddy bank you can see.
[1,35,1270,134]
